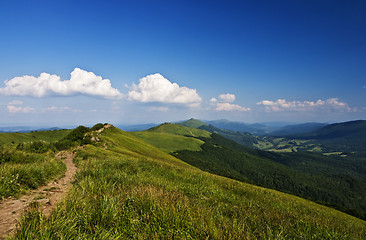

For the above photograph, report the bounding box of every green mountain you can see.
[12,125,366,239]
[178,118,208,128]
[294,120,366,152]
[135,123,366,220]
[268,122,327,136]
[130,122,210,153]
[205,119,272,135]
[179,119,259,148]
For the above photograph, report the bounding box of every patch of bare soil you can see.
[0,151,76,239]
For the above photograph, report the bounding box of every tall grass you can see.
[13,128,366,239]
[0,146,66,199]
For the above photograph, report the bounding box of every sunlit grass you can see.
[0,130,71,145]
[13,127,366,239]
[0,149,66,199]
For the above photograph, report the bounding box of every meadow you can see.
[12,126,366,239]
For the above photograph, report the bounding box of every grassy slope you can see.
[130,123,211,153]
[0,130,70,198]
[148,122,211,138]
[13,126,366,239]
[0,129,72,145]
[132,123,366,220]
[179,118,208,128]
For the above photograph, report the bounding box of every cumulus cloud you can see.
[149,106,169,112]
[219,93,235,103]
[43,106,81,113]
[257,98,354,112]
[0,68,123,99]
[210,93,250,111]
[7,101,34,113]
[127,73,201,107]
[215,102,251,111]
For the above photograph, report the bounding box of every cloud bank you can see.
[128,73,201,107]
[210,93,250,111]
[7,100,34,113]
[257,98,354,112]
[0,68,123,99]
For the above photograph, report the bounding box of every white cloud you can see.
[0,68,123,99]
[257,98,354,112]
[7,101,34,113]
[8,100,23,105]
[210,93,250,111]
[209,98,217,103]
[148,106,169,112]
[215,102,251,111]
[43,106,81,113]
[219,93,235,103]
[127,73,201,107]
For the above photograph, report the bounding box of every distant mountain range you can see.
[0,126,63,133]
[116,123,157,132]
[179,118,366,153]
[179,118,329,136]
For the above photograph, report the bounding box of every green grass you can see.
[13,126,366,239]
[0,146,66,199]
[179,118,208,128]
[0,129,72,145]
[131,132,205,152]
[147,122,211,138]
[0,128,82,199]
[130,123,211,153]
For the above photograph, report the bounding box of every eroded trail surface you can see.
[0,151,76,239]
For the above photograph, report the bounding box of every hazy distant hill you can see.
[179,119,258,148]
[0,126,64,133]
[268,122,327,136]
[293,120,366,152]
[116,123,157,131]
[302,120,366,139]
[205,119,272,135]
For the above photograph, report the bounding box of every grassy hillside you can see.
[14,126,366,239]
[0,129,72,145]
[133,123,366,220]
[179,118,209,128]
[0,129,73,199]
[0,124,100,199]
[148,122,211,138]
[179,119,259,148]
[130,123,210,152]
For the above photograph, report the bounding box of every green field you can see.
[0,129,72,145]
[13,126,366,239]
[130,123,211,153]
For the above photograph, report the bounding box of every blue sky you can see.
[0,0,366,126]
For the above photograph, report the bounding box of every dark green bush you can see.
[90,123,105,131]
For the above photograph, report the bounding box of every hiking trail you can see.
[0,151,76,239]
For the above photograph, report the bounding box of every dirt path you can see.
[186,127,196,137]
[0,151,76,239]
